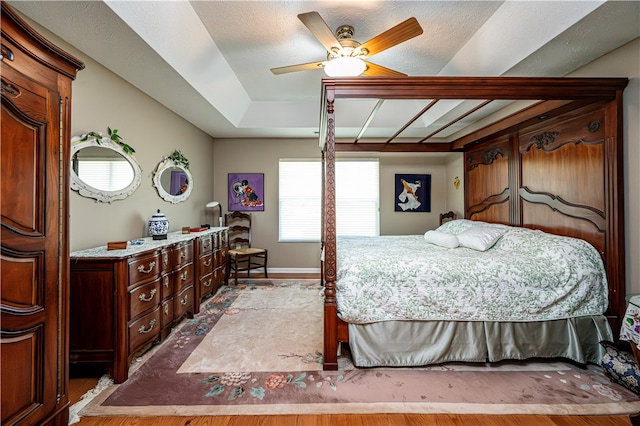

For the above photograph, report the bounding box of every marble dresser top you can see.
[70,227,227,259]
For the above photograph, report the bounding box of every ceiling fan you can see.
[270,11,423,77]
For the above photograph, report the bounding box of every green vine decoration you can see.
[80,127,135,155]
[167,150,190,170]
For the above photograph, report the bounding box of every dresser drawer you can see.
[214,266,226,286]
[199,272,214,297]
[199,252,214,275]
[160,298,174,331]
[173,262,194,293]
[160,273,172,300]
[160,248,172,274]
[172,241,193,268]
[214,248,225,266]
[219,231,228,249]
[173,285,194,321]
[199,234,212,254]
[128,253,161,286]
[129,278,162,319]
[128,307,161,354]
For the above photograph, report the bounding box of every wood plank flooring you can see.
[70,274,636,426]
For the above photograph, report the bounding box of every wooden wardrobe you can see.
[1,2,84,425]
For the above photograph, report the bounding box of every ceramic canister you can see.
[148,209,169,240]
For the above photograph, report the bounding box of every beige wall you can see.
[213,139,461,271]
[446,155,465,216]
[68,53,215,252]
[568,37,639,295]
[24,20,217,252]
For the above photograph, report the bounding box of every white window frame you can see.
[278,158,379,242]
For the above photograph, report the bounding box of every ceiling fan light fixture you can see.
[324,56,366,77]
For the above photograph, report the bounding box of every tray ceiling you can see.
[7,1,639,141]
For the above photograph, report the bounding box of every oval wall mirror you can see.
[70,136,142,203]
[152,157,193,204]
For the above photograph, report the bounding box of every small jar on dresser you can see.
[69,228,228,383]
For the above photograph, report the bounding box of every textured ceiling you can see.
[7,1,640,140]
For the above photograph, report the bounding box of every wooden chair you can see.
[224,211,268,285]
[439,211,457,226]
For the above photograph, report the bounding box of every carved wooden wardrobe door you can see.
[1,2,83,425]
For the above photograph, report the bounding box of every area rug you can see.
[79,279,640,418]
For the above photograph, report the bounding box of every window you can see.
[279,159,379,242]
[77,159,134,191]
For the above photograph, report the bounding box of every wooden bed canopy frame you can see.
[319,76,628,371]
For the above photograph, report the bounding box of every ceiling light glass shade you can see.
[324,57,366,77]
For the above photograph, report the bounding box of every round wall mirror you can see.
[70,136,142,203]
[152,158,193,203]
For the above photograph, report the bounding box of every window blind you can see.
[279,159,379,242]
[77,160,134,191]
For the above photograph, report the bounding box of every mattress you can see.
[335,221,609,324]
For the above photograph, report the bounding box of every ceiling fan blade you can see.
[298,11,342,53]
[362,61,407,77]
[270,61,325,75]
[359,17,423,58]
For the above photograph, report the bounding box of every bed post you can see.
[322,85,339,370]
[604,92,626,334]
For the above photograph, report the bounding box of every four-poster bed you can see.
[319,77,628,371]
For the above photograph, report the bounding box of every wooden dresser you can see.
[197,230,229,304]
[69,228,227,383]
[1,2,84,425]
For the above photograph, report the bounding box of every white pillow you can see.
[424,230,459,249]
[456,226,507,251]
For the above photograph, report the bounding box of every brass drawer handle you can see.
[179,251,186,259]
[163,253,169,266]
[163,302,169,315]
[204,279,212,287]
[163,276,170,287]
[180,271,188,281]
[180,295,188,305]
[138,288,157,302]
[1,80,19,97]
[203,259,211,267]
[138,319,156,334]
[1,44,14,61]
[138,261,156,274]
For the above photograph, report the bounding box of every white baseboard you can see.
[265,268,321,274]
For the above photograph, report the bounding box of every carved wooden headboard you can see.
[465,101,625,330]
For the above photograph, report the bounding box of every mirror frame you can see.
[70,135,142,203]
[152,158,193,204]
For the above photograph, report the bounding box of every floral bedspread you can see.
[336,220,609,323]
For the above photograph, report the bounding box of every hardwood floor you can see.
[69,273,635,426]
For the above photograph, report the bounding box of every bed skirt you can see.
[348,316,613,368]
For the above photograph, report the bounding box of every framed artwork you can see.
[228,173,264,211]
[394,174,431,212]
[170,170,189,196]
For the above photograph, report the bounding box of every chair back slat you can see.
[225,211,253,249]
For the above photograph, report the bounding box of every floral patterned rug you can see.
[79,279,640,418]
